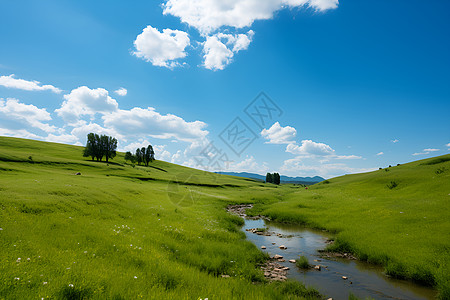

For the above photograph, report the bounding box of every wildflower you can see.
[134,276,137,279]
[0,227,3,230]
[43,282,48,285]
[14,277,20,280]
[27,258,30,261]
[84,251,87,254]
[68,284,74,288]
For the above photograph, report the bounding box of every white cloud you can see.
[0,98,56,134]
[334,155,362,160]
[225,156,269,174]
[0,74,61,93]
[412,148,440,156]
[55,86,119,125]
[203,31,254,70]
[153,145,172,162]
[163,0,338,35]
[133,25,190,68]
[286,139,335,156]
[70,121,122,143]
[261,122,296,144]
[446,143,450,149]
[114,87,127,96]
[102,107,208,143]
[376,152,384,156]
[45,133,80,145]
[279,156,374,179]
[391,139,399,143]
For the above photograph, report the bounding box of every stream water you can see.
[243,218,437,300]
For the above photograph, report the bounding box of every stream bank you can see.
[228,204,437,300]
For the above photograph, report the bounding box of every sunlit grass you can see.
[251,154,450,299]
[0,136,317,299]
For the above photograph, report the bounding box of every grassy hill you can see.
[249,154,450,298]
[0,136,318,299]
[1,136,449,299]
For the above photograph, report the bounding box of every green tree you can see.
[144,145,155,166]
[273,173,281,185]
[100,135,117,163]
[83,133,97,161]
[135,148,142,165]
[124,151,135,163]
[266,173,273,183]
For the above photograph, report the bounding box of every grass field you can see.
[1,136,449,299]
[248,154,450,299]
[0,136,319,299]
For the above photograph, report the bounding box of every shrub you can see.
[435,167,447,175]
[296,256,309,269]
[387,181,398,189]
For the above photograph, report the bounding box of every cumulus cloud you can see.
[102,107,208,143]
[423,148,439,152]
[163,0,338,34]
[0,98,56,134]
[203,31,254,70]
[286,139,335,156]
[55,86,119,125]
[391,139,399,143]
[133,25,190,68]
[114,87,127,96]
[226,155,269,174]
[446,143,450,149]
[45,133,80,145]
[0,74,61,93]
[261,122,296,144]
[376,152,384,156]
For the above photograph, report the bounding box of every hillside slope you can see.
[252,154,450,298]
[0,136,318,300]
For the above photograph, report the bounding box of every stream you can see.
[242,218,437,300]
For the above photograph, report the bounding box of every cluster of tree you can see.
[266,172,281,185]
[83,133,117,162]
[124,145,155,166]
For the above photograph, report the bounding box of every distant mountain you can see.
[216,172,324,185]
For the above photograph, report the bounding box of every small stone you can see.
[289,259,296,263]
[221,275,230,278]
[261,246,266,249]
[272,242,276,245]
[75,172,81,175]
[273,254,283,259]
[279,245,287,250]
[342,276,348,280]
[314,265,321,271]
[278,259,285,262]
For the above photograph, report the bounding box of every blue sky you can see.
[1,0,449,178]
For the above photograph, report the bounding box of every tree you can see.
[144,145,155,166]
[266,173,273,183]
[83,133,97,161]
[124,151,135,163]
[100,135,117,163]
[273,173,280,185]
[135,148,142,165]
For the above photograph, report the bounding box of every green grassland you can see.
[248,155,450,298]
[0,136,318,299]
[1,136,449,299]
